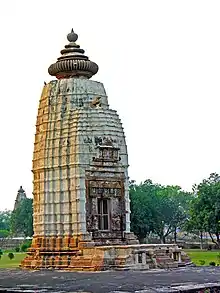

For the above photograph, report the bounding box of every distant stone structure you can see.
[14,186,27,210]
[21,29,190,271]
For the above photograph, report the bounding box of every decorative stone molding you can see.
[48,29,98,79]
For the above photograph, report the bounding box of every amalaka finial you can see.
[67,28,78,43]
[48,29,99,79]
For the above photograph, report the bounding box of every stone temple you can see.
[21,30,189,270]
[14,186,27,210]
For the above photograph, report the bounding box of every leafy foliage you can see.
[20,240,32,252]
[8,252,14,260]
[0,230,10,238]
[0,211,11,231]
[130,179,159,242]
[15,247,20,252]
[10,198,33,237]
[199,260,205,265]
[130,179,192,243]
[187,173,220,247]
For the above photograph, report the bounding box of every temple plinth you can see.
[21,30,189,271]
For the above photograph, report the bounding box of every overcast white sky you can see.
[1,0,220,210]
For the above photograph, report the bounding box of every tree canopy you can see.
[0,210,11,231]
[130,179,192,243]
[186,173,220,247]
[10,198,33,237]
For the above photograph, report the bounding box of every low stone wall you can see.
[0,238,32,250]
[146,238,217,250]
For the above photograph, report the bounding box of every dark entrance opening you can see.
[98,198,110,230]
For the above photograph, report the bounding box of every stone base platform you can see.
[21,243,191,271]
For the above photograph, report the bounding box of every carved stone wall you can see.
[85,170,126,244]
[29,78,131,252]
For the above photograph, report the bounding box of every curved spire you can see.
[48,29,99,79]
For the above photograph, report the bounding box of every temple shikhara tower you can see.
[22,30,187,270]
[14,186,27,210]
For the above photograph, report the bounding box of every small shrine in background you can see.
[14,186,27,210]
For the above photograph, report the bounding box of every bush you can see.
[15,247,20,252]
[189,244,201,249]
[0,230,9,238]
[8,252,14,260]
[20,244,28,252]
[209,261,216,266]
[199,260,206,266]
[20,240,32,252]
[0,249,3,256]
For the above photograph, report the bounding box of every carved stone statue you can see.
[112,215,121,231]
[87,214,99,231]
[90,96,101,108]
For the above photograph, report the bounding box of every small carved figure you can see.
[79,98,84,107]
[93,215,99,230]
[95,136,102,146]
[87,215,93,230]
[103,137,113,146]
[112,215,121,231]
[84,137,92,143]
[90,96,101,108]
[34,249,40,259]
[87,214,99,231]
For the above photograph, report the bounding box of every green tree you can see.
[187,173,220,247]
[150,185,189,243]
[10,198,33,237]
[185,197,205,249]
[0,229,10,238]
[0,210,12,231]
[130,180,192,244]
[130,179,159,242]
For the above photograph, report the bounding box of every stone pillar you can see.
[78,175,87,233]
[142,252,146,265]
[135,253,139,265]
[178,252,182,262]
[124,171,130,232]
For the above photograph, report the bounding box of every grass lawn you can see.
[185,249,220,266]
[0,252,26,268]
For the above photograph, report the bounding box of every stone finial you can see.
[48,29,99,79]
[18,186,24,192]
[67,28,78,42]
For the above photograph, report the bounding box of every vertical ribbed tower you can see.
[21,29,138,271]
[14,186,27,210]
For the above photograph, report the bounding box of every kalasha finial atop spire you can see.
[67,28,78,42]
[48,29,99,79]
